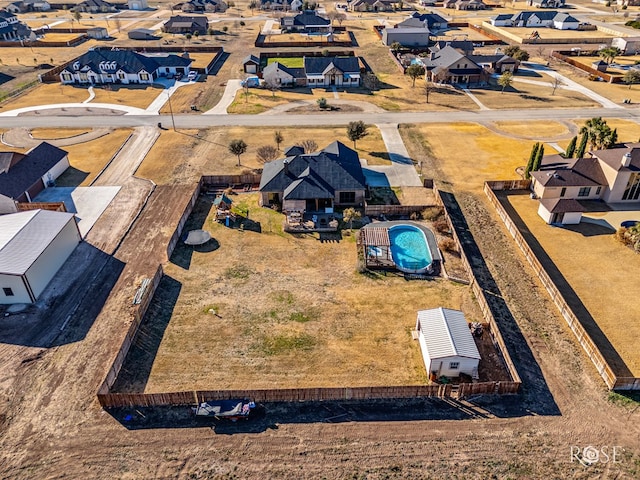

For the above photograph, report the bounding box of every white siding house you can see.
[0,210,81,304]
[415,307,481,379]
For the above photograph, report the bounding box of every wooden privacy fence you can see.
[17,202,66,212]
[458,381,520,397]
[364,204,434,217]
[201,174,262,187]
[484,181,640,390]
[98,384,454,408]
[166,182,201,260]
[551,51,619,83]
[434,185,522,389]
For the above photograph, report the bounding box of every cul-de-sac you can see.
[0,0,639,477]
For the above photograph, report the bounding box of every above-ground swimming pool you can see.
[389,224,433,274]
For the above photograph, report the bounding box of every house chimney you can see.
[622,152,632,167]
[182,51,190,59]
[283,158,290,175]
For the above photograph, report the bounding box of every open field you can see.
[488,24,617,42]
[137,126,391,184]
[503,192,640,376]
[115,193,482,392]
[159,77,226,113]
[30,127,89,139]
[261,30,351,45]
[492,120,573,139]
[56,128,133,186]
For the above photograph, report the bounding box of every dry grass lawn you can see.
[159,76,223,113]
[30,128,89,139]
[491,120,572,139]
[494,26,616,41]
[552,58,640,105]
[139,194,481,392]
[261,31,351,44]
[0,83,91,110]
[505,193,640,376]
[401,123,541,193]
[56,128,133,186]
[473,77,599,110]
[90,84,164,109]
[137,126,390,185]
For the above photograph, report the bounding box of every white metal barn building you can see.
[0,210,81,304]
[415,307,481,378]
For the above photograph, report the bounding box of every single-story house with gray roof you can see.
[259,140,366,214]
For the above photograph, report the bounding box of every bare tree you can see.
[274,130,284,150]
[297,139,318,153]
[424,78,432,104]
[551,76,564,95]
[335,12,346,26]
[256,145,279,163]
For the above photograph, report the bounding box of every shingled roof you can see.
[0,142,68,199]
[260,141,366,199]
[67,49,191,75]
[303,56,360,75]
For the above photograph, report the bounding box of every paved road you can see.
[1,107,638,129]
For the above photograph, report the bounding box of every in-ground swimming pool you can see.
[389,224,433,273]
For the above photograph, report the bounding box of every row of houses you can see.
[531,144,640,224]
[490,11,580,30]
[59,48,193,85]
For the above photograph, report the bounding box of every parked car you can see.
[188,71,198,81]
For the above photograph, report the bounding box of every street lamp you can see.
[167,89,176,131]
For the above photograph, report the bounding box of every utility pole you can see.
[167,90,176,131]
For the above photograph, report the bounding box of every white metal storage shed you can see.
[415,307,481,378]
[0,209,81,304]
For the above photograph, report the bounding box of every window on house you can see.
[61,73,72,81]
[140,73,149,81]
[578,187,591,197]
[623,173,640,200]
[449,361,459,370]
[118,72,125,79]
[3,287,14,296]
[560,187,566,197]
[339,192,356,203]
[596,186,602,195]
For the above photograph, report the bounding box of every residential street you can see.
[0,106,638,130]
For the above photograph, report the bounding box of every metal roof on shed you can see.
[0,209,77,275]
[416,307,481,360]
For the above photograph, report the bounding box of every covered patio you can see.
[357,226,395,269]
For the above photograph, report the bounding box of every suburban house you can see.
[444,0,487,10]
[407,12,448,31]
[280,10,331,33]
[0,142,69,209]
[5,0,50,13]
[180,0,228,13]
[59,49,193,85]
[242,54,260,74]
[348,0,395,12]
[531,144,640,224]
[415,308,481,379]
[0,210,81,304]
[490,11,580,30]
[528,0,565,7]
[382,20,431,47]
[128,0,148,10]
[73,0,116,13]
[259,141,367,214]
[0,9,35,41]
[418,45,485,84]
[260,0,295,9]
[262,56,361,87]
[162,15,208,35]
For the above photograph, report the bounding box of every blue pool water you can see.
[389,225,432,273]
